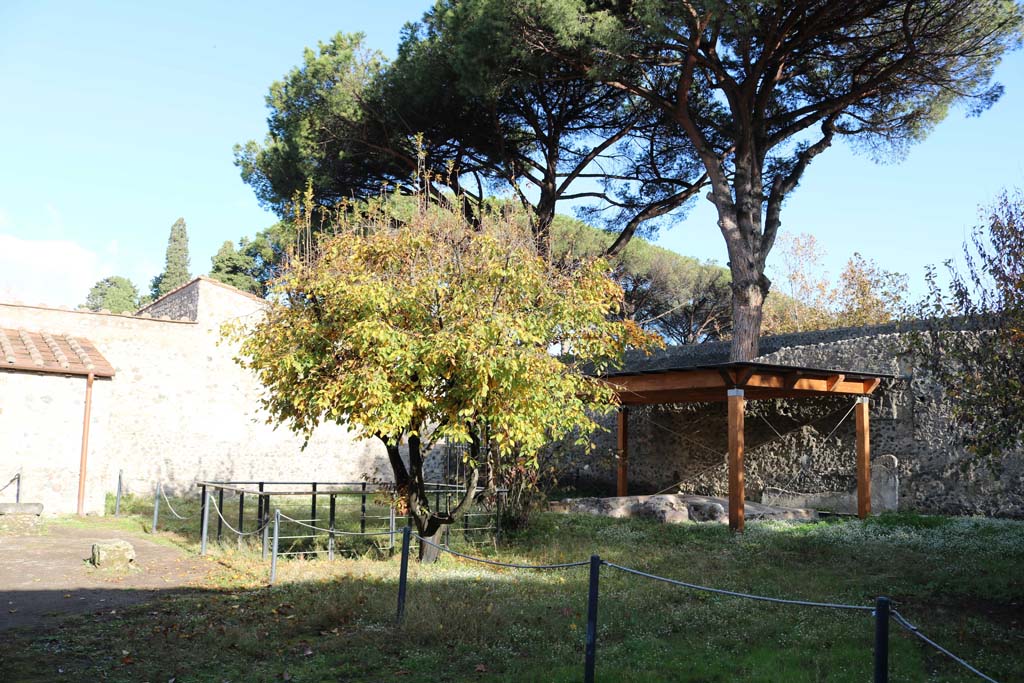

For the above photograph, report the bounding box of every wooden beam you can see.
[862,378,881,394]
[616,408,629,497]
[826,374,845,391]
[727,389,745,532]
[856,397,871,519]
[77,372,95,516]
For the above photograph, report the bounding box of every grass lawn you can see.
[3,499,1023,683]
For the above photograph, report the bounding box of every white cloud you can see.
[0,234,115,308]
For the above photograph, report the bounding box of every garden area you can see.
[2,495,1022,682]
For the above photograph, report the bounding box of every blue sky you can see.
[1,1,1022,307]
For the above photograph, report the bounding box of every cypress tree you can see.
[151,217,192,299]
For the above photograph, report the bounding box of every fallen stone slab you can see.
[0,502,44,516]
[553,493,817,524]
[90,539,136,570]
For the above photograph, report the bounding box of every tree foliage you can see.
[763,233,908,334]
[915,190,1024,458]
[229,196,658,558]
[84,276,141,314]
[520,0,1022,358]
[151,218,192,299]
[209,239,265,295]
[553,216,732,343]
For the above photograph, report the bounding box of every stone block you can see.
[0,503,43,516]
[687,500,727,523]
[637,495,689,524]
[90,539,136,569]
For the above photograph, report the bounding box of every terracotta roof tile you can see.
[0,327,115,378]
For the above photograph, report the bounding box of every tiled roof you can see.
[0,327,115,378]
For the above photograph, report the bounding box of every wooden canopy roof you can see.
[0,327,115,378]
[605,361,892,405]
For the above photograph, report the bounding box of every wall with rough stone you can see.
[560,327,1023,518]
[0,280,397,515]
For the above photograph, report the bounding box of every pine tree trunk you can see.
[730,280,766,361]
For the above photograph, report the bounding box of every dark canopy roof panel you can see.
[605,361,894,405]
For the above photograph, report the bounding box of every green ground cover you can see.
[4,504,1023,683]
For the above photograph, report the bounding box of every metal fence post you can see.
[270,509,280,584]
[14,473,20,504]
[584,554,601,683]
[396,526,412,623]
[360,483,367,535]
[389,504,396,554]
[874,596,891,683]
[200,486,211,556]
[262,508,270,560]
[328,494,336,561]
[311,482,317,528]
[216,487,224,541]
[237,492,245,546]
[114,470,122,516]
[151,482,161,533]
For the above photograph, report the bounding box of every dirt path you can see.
[0,520,214,632]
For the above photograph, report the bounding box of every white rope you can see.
[277,511,396,537]
[415,534,588,570]
[892,610,1002,683]
[603,561,874,611]
[159,485,192,520]
[208,493,270,537]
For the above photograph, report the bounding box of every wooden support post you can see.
[616,407,629,497]
[727,389,745,533]
[77,372,95,516]
[856,396,871,519]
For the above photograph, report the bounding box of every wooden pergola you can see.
[604,361,890,532]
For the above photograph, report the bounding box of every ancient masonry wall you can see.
[565,331,1024,518]
[0,280,395,515]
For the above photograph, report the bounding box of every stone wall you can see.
[0,280,398,515]
[561,326,1024,518]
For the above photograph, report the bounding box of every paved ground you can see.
[0,519,212,632]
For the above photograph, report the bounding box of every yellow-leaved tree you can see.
[229,194,658,560]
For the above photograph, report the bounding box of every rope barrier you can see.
[207,494,270,537]
[160,485,193,520]
[603,561,874,611]
[0,474,18,494]
[414,534,589,570]
[277,511,396,537]
[892,610,1002,683]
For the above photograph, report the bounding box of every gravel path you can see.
[0,519,213,632]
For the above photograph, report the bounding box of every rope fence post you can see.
[874,596,891,683]
[199,483,207,533]
[15,472,20,504]
[584,554,602,683]
[262,508,270,560]
[114,470,122,516]
[151,482,161,533]
[200,486,210,556]
[396,526,411,624]
[270,509,280,584]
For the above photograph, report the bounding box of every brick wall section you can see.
[565,327,1023,517]
[0,281,395,515]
